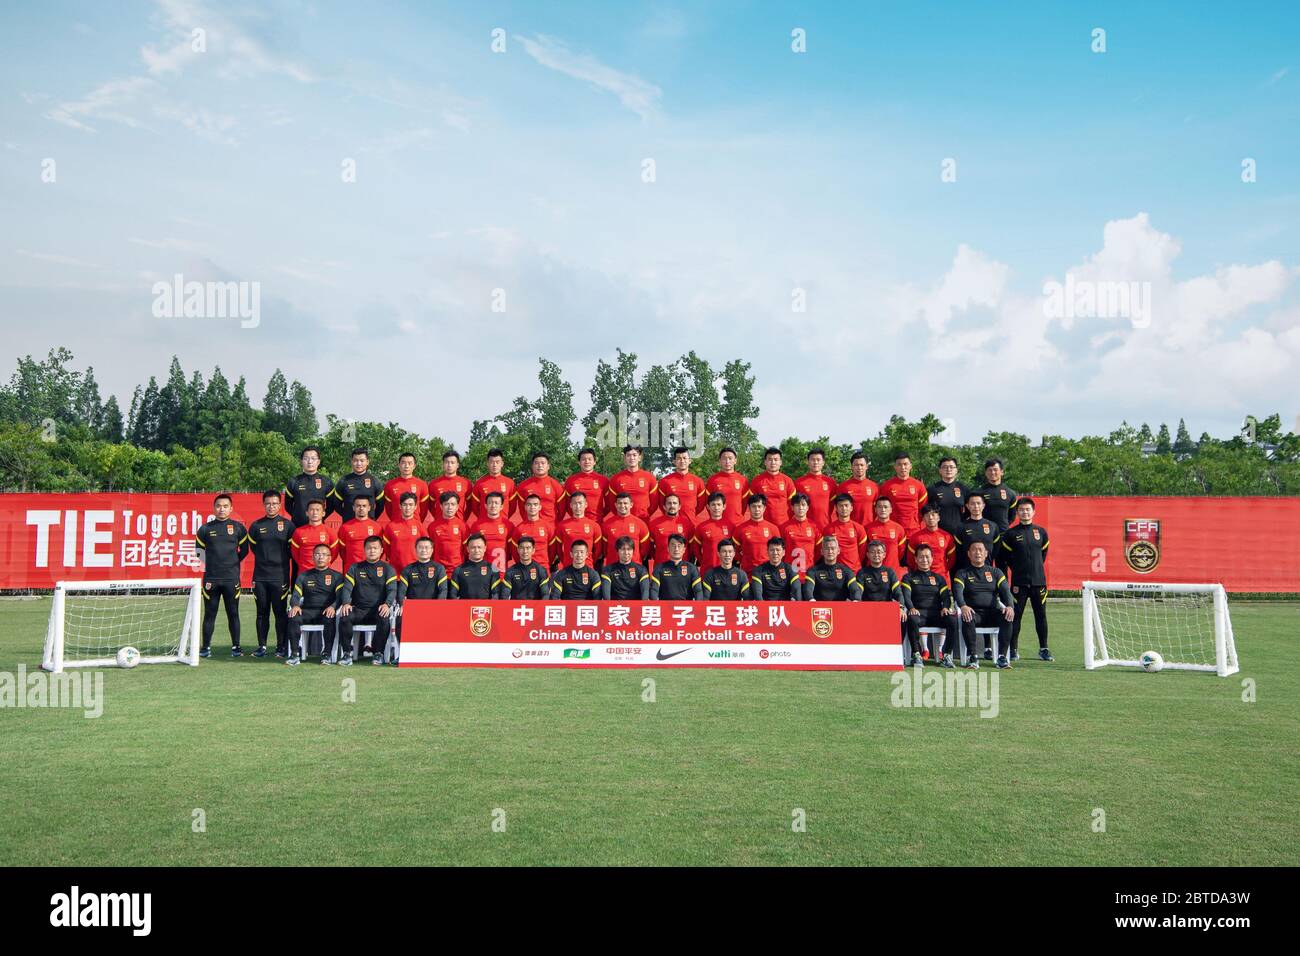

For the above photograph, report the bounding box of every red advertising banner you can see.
[1032,496,1300,592]
[0,493,274,588]
[399,599,904,670]
[1,493,1298,592]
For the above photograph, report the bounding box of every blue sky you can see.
[1,1,1298,448]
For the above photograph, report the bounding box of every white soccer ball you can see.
[1139,650,1164,673]
[116,646,140,669]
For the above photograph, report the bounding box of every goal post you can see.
[1082,581,1238,677]
[42,579,202,673]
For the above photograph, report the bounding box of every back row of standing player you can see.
[280,443,1024,579]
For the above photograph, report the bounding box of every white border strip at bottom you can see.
[400,642,900,666]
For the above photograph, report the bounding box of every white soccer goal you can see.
[42,579,202,673]
[1082,581,1238,677]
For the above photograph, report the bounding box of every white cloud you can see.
[46,77,158,132]
[15,249,104,269]
[516,34,662,121]
[142,0,314,82]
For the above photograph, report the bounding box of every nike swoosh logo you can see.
[655,648,691,660]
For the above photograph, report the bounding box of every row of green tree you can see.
[1,348,1298,495]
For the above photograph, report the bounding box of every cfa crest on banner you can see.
[469,606,493,638]
[811,606,833,639]
[1124,518,1161,573]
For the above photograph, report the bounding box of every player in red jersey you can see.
[906,503,956,578]
[648,492,696,569]
[426,491,469,570]
[468,491,512,572]
[554,492,604,569]
[879,451,927,535]
[822,493,868,572]
[381,492,425,572]
[383,451,429,522]
[510,493,554,567]
[794,447,838,528]
[656,446,706,519]
[864,496,907,573]
[780,493,820,577]
[564,447,609,523]
[706,446,750,525]
[837,451,879,525]
[601,492,651,564]
[691,492,736,574]
[734,493,782,570]
[605,444,657,521]
[338,497,382,569]
[749,447,797,527]
[428,450,472,521]
[470,448,516,522]
[514,452,565,524]
[290,498,339,569]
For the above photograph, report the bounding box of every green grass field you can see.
[2,597,1297,866]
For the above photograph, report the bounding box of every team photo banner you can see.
[398,599,904,670]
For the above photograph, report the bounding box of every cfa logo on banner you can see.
[811,607,833,638]
[469,606,492,637]
[1124,519,1161,573]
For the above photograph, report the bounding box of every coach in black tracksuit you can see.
[601,555,650,600]
[751,544,802,601]
[952,545,1014,664]
[247,495,295,656]
[954,505,1000,572]
[649,555,703,600]
[287,546,342,661]
[998,499,1051,660]
[196,496,249,656]
[496,536,550,600]
[902,556,955,662]
[337,544,398,665]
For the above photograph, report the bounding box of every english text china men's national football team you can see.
[194,445,1051,670]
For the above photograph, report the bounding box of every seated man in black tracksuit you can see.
[804,536,861,601]
[450,532,498,600]
[750,537,802,601]
[951,540,1015,669]
[549,539,603,600]
[901,543,956,668]
[499,535,551,599]
[336,535,398,666]
[395,535,449,661]
[286,543,342,665]
[856,539,907,656]
[649,534,703,600]
[601,536,650,600]
[701,540,751,600]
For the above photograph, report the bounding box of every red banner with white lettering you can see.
[0,493,269,588]
[399,599,903,669]
[2,493,1298,592]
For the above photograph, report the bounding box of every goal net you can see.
[42,579,202,673]
[1082,581,1238,676]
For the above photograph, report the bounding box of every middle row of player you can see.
[283,486,1022,578]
